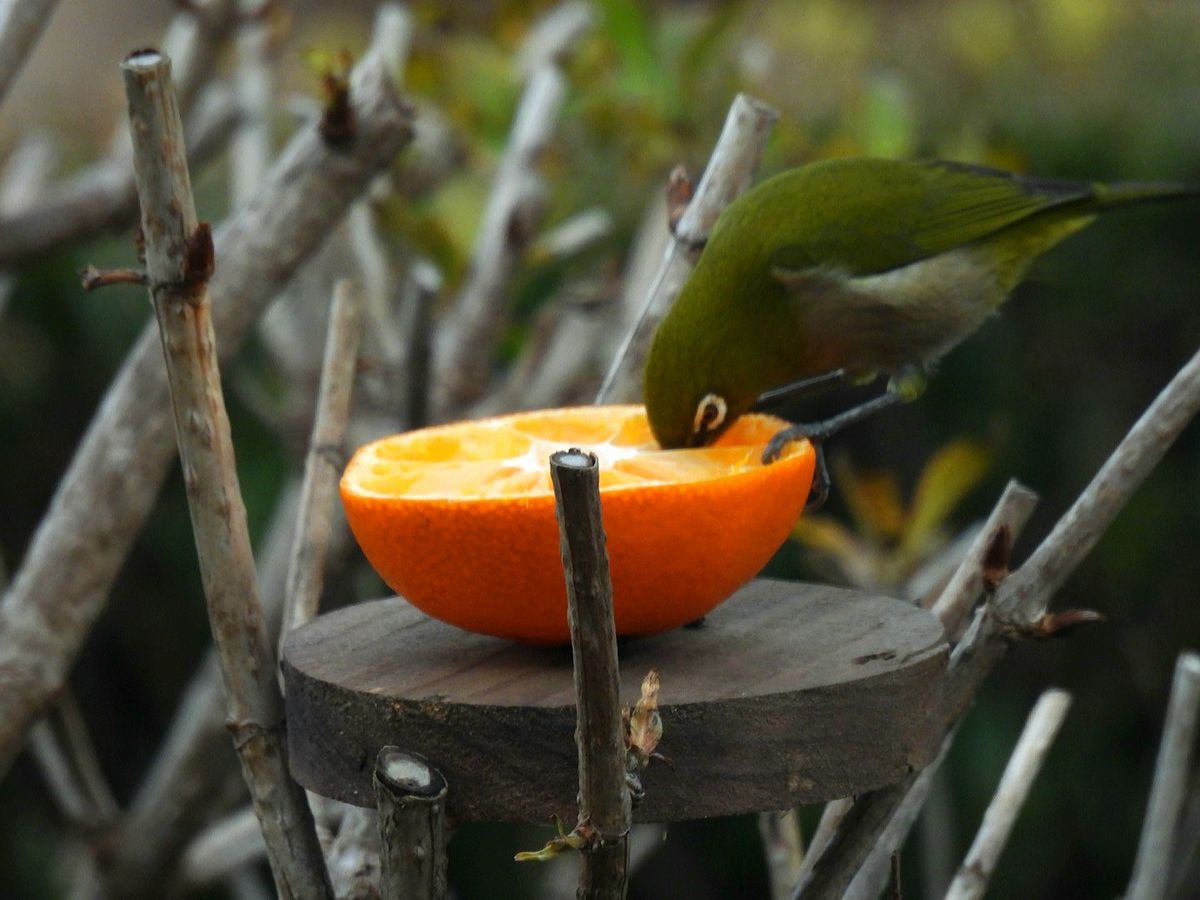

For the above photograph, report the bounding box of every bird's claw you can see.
[762,426,807,464]
[763,428,830,512]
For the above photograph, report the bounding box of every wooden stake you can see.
[550,449,631,900]
[121,49,332,900]
[373,747,449,900]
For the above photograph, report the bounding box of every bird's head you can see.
[644,317,744,449]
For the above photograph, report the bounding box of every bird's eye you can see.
[691,393,728,445]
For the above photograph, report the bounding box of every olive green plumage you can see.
[643,157,1198,450]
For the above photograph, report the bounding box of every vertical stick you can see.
[121,50,332,900]
[281,279,366,638]
[550,450,631,900]
[1127,651,1200,900]
[943,689,1072,900]
[373,747,449,900]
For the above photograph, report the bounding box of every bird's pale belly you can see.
[792,247,1002,374]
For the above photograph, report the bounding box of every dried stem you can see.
[798,481,1040,899]
[759,810,805,900]
[0,86,239,268]
[996,344,1200,623]
[281,280,365,637]
[550,449,631,900]
[943,689,1072,900]
[374,748,449,900]
[596,93,779,403]
[404,259,442,429]
[797,339,1200,898]
[120,49,331,899]
[326,807,381,899]
[931,480,1039,636]
[0,47,412,778]
[27,690,119,833]
[181,806,265,887]
[434,60,569,414]
[1127,651,1200,900]
[0,0,63,109]
[96,482,301,898]
[230,0,274,208]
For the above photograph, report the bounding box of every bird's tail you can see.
[1092,181,1200,210]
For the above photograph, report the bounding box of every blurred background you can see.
[1,0,1199,897]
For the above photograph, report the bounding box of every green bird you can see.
[643,158,1197,477]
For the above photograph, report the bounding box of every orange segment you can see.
[340,405,815,643]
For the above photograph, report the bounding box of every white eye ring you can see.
[692,393,728,440]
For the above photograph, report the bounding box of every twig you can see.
[996,344,1200,623]
[931,481,1039,636]
[796,482,1039,899]
[404,259,442,429]
[550,449,631,900]
[98,482,301,898]
[434,60,569,415]
[374,748,450,900]
[0,46,412,779]
[0,84,239,268]
[943,689,1072,900]
[181,806,265,887]
[596,93,779,403]
[842,733,956,900]
[230,0,274,208]
[326,808,381,900]
[0,0,63,109]
[760,810,805,900]
[79,266,147,291]
[797,337,1200,897]
[518,0,594,76]
[792,481,1040,899]
[281,280,365,638]
[120,49,331,899]
[1127,651,1200,900]
[27,690,119,832]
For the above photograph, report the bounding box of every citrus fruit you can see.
[340,405,814,644]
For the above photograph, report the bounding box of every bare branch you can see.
[997,344,1200,622]
[230,0,274,208]
[1127,652,1200,900]
[79,266,147,291]
[760,810,805,900]
[550,449,631,898]
[322,808,378,899]
[434,61,569,414]
[95,483,301,898]
[518,0,594,76]
[374,748,449,900]
[120,48,331,898]
[182,806,265,887]
[0,0,63,109]
[0,48,412,778]
[597,93,779,403]
[281,280,365,637]
[842,733,956,900]
[930,481,1039,637]
[943,689,1072,900]
[27,690,119,832]
[0,85,239,268]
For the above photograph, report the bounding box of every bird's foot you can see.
[763,432,830,511]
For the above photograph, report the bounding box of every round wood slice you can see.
[283,579,947,824]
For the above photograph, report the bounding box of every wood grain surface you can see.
[283,579,948,823]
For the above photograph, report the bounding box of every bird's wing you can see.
[768,159,1096,277]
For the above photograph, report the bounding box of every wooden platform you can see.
[283,579,948,824]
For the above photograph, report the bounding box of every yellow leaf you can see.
[899,439,991,560]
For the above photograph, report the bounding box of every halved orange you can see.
[340,405,814,643]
